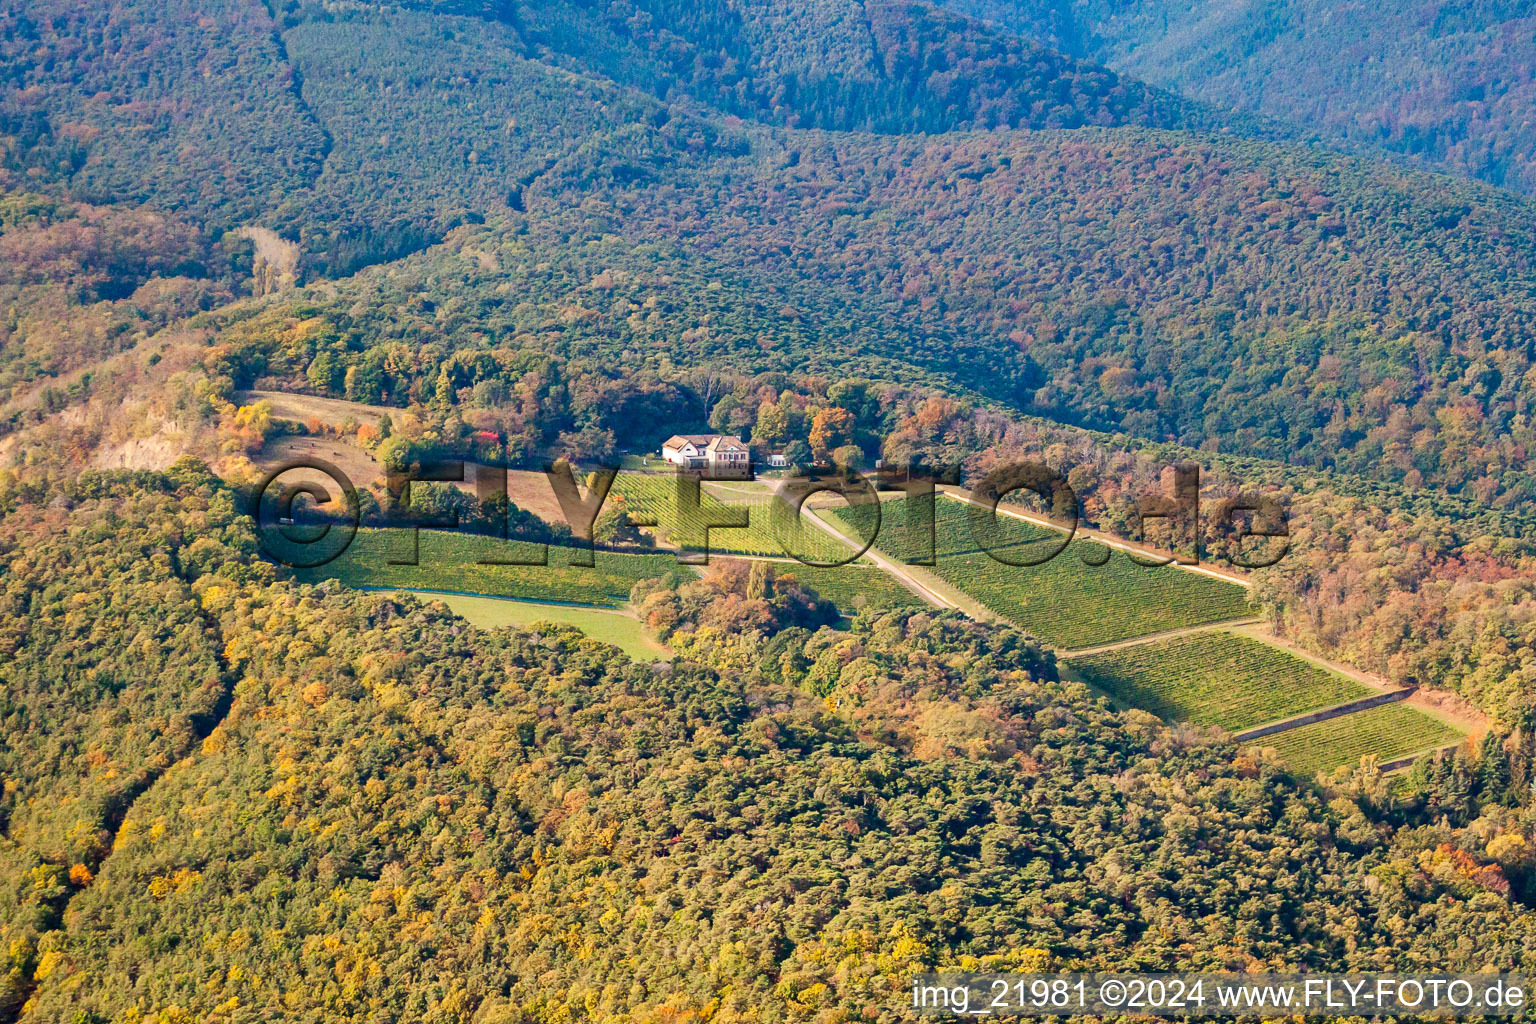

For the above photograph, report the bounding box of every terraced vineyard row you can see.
[1257,704,1465,778]
[1068,631,1369,731]
[294,529,674,607]
[610,473,851,563]
[834,497,1252,649]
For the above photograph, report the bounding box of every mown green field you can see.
[1069,631,1369,731]
[1259,704,1465,777]
[390,589,669,660]
[834,497,1252,649]
[610,472,851,563]
[294,529,675,607]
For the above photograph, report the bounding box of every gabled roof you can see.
[663,433,747,452]
[662,434,714,449]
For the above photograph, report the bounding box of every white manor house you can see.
[660,434,752,475]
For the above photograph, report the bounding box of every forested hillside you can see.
[187,122,1536,507]
[5,467,1536,1021]
[7,0,1536,506]
[9,2,1536,1016]
[941,0,1536,195]
[0,463,267,1016]
[1,0,1211,278]
[583,128,1536,503]
[504,0,1215,135]
[0,0,329,221]
[4,0,1536,731]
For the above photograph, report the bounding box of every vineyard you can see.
[1068,631,1369,731]
[834,497,1252,649]
[297,500,1463,786]
[294,529,674,607]
[610,472,852,563]
[715,557,926,617]
[1258,704,1465,778]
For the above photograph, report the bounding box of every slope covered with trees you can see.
[6,468,1536,1021]
[1,0,1215,279]
[9,0,1536,509]
[0,0,329,222]
[429,0,1216,136]
[942,0,1536,195]
[198,114,1536,507]
[589,128,1536,504]
[0,462,265,1017]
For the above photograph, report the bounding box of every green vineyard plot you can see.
[611,472,851,563]
[715,557,927,617]
[294,529,674,607]
[1069,631,1370,731]
[1259,704,1465,778]
[834,497,1252,649]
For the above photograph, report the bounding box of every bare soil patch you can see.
[256,435,384,492]
[237,389,398,428]
[504,469,567,524]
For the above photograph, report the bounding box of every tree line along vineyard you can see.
[710,556,927,618]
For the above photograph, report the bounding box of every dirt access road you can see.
[737,477,961,611]
[938,487,1253,589]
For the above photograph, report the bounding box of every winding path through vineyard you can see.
[1056,618,1263,658]
[797,501,961,611]
[937,487,1254,589]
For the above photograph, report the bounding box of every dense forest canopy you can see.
[938,0,1536,197]
[0,0,1221,277]
[7,0,1536,506]
[2,467,1535,1022]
